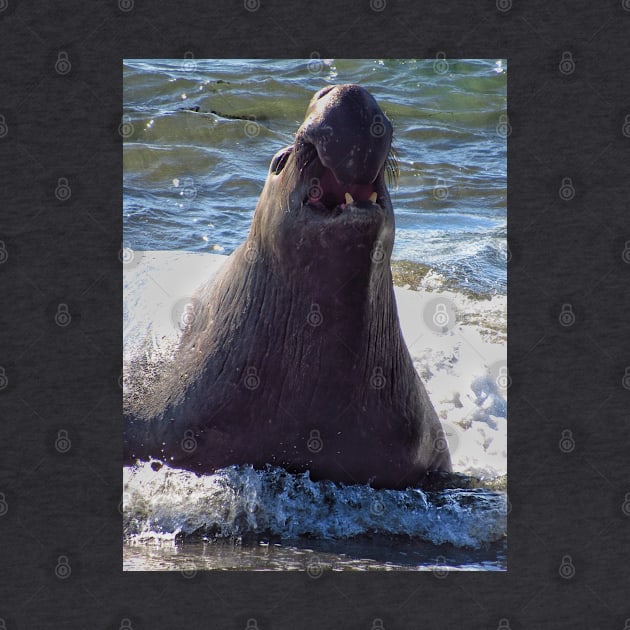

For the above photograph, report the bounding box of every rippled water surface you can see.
[124,538,507,572]
[123,58,507,295]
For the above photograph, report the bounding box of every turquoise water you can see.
[123,58,507,295]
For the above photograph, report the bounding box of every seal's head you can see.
[250,84,397,271]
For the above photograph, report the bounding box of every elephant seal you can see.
[124,84,452,489]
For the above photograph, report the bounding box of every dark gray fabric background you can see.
[1,1,629,628]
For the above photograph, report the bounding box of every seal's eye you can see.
[270,146,293,175]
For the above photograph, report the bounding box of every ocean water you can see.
[122,59,507,571]
[123,58,507,296]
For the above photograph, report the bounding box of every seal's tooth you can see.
[344,192,354,204]
[369,192,378,203]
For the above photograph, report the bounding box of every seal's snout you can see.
[295,84,393,212]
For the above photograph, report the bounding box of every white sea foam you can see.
[395,277,507,479]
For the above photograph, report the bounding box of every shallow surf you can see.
[123,251,507,570]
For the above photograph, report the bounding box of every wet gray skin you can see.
[123,84,452,489]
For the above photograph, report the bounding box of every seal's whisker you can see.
[277,156,303,212]
[386,148,400,190]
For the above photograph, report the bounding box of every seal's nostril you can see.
[270,146,293,175]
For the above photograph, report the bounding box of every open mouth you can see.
[306,163,380,211]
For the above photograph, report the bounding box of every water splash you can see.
[124,462,506,549]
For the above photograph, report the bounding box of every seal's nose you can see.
[298,84,393,187]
